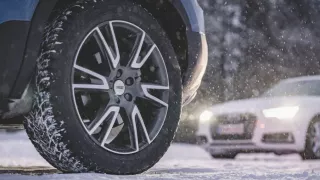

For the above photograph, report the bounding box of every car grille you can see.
[210,113,257,140]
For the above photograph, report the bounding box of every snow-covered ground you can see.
[1,131,320,179]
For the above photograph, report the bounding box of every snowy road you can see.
[1,131,320,179]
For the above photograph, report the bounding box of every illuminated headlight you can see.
[263,106,299,120]
[199,110,213,122]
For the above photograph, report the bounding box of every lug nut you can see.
[125,77,134,86]
[124,93,133,102]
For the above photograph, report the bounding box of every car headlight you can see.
[262,106,299,120]
[199,110,213,122]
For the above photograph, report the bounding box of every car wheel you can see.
[24,0,182,174]
[211,153,237,159]
[301,118,320,160]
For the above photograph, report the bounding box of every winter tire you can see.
[301,118,320,160]
[25,0,182,174]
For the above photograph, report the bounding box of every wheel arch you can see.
[11,0,190,99]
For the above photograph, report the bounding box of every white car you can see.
[196,75,320,159]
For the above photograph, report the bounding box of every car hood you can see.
[209,96,320,114]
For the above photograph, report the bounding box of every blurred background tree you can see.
[175,0,320,143]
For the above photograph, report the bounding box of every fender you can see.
[0,0,39,104]
[173,1,207,102]
[172,0,205,33]
[10,0,58,98]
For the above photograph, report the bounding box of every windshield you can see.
[262,80,320,97]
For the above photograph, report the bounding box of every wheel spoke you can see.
[73,84,109,91]
[128,109,139,152]
[73,64,109,90]
[101,110,121,146]
[94,25,120,69]
[132,105,151,144]
[131,44,156,69]
[88,106,120,135]
[126,105,152,152]
[141,84,169,107]
[130,30,146,68]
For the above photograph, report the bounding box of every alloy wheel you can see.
[72,20,169,155]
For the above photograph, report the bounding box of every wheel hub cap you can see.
[113,80,125,96]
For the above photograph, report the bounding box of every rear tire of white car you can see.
[301,117,320,160]
[24,0,182,174]
[211,153,237,159]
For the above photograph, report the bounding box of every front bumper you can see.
[196,112,310,154]
[182,31,208,105]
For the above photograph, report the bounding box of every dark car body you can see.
[0,0,207,117]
